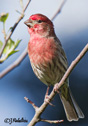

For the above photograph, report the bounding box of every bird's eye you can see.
[38,20,42,23]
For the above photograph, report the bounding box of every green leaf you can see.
[0,41,3,50]
[0,13,9,23]
[3,38,15,54]
[0,38,21,63]
[8,50,19,57]
[15,39,21,48]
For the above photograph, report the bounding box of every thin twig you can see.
[24,97,38,110]
[51,0,66,21]
[27,43,88,126]
[23,0,31,12]
[2,22,7,41]
[0,0,31,57]
[0,0,65,78]
[40,118,64,123]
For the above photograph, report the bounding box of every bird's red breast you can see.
[28,36,57,65]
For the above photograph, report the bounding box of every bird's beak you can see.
[24,19,34,28]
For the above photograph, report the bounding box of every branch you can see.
[0,0,66,78]
[24,97,38,111]
[40,118,64,123]
[2,22,7,41]
[25,43,88,126]
[51,0,66,21]
[0,48,27,78]
[0,0,31,57]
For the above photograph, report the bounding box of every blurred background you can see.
[0,0,88,126]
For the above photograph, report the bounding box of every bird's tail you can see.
[59,84,84,121]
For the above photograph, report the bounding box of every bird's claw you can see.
[53,83,60,94]
[44,86,55,106]
[44,95,55,106]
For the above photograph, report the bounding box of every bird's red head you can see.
[24,14,54,36]
[29,14,53,26]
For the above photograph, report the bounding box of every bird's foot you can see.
[45,86,50,97]
[44,86,54,106]
[44,95,55,106]
[53,83,60,94]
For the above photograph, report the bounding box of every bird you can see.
[24,14,84,121]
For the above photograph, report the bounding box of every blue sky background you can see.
[0,0,88,126]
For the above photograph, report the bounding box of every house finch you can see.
[24,14,84,121]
